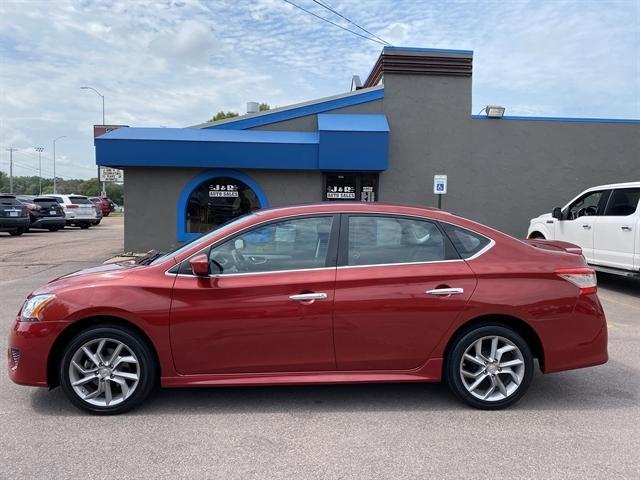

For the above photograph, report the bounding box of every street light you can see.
[52,136,66,194]
[34,147,44,194]
[80,86,105,194]
[478,105,506,118]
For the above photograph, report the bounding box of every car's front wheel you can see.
[59,325,157,414]
[445,325,533,410]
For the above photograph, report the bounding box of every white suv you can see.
[50,194,97,229]
[528,182,640,275]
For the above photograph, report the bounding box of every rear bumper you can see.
[538,293,608,374]
[7,320,70,387]
[30,217,66,229]
[0,217,30,230]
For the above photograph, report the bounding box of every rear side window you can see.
[346,215,454,266]
[442,223,492,259]
[70,196,92,205]
[604,188,640,216]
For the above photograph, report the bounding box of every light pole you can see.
[34,147,44,194]
[52,136,66,194]
[80,86,105,195]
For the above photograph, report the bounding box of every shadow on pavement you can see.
[30,360,637,417]
[597,272,640,296]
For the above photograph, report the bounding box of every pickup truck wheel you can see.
[10,228,25,236]
[528,232,545,239]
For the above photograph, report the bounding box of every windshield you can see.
[150,213,256,265]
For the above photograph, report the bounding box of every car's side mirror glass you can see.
[552,207,563,220]
[189,253,209,276]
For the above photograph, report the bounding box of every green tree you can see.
[208,111,239,122]
[259,103,271,111]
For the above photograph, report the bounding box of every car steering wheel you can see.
[210,252,233,272]
[231,248,247,271]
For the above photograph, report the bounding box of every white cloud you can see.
[0,0,638,179]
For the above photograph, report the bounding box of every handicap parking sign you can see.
[433,175,447,195]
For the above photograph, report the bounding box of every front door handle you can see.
[426,288,464,296]
[621,225,632,231]
[582,224,592,230]
[289,293,328,302]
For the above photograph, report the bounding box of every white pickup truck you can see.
[528,182,640,276]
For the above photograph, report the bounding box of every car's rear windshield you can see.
[0,196,20,206]
[70,196,92,205]
[34,198,60,207]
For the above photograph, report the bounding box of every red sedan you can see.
[8,203,607,414]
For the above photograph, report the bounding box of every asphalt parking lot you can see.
[1,217,638,479]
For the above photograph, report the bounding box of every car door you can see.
[593,187,640,270]
[169,214,339,375]
[332,214,478,371]
[556,189,609,262]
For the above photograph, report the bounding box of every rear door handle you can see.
[426,288,464,296]
[289,293,328,302]
[621,226,632,231]
[582,224,592,230]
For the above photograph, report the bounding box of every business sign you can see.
[93,124,129,138]
[99,167,123,182]
[326,185,356,199]
[209,184,239,197]
[433,175,448,194]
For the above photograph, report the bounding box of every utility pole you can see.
[34,147,44,194]
[6,147,17,193]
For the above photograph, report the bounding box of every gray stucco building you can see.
[95,46,640,252]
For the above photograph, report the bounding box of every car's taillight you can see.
[67,204,78,209]
[555,268,597,295]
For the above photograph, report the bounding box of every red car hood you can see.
[37,261,143,294]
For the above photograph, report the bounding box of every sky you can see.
[1,0,639,181]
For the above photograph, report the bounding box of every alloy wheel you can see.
[68,337,140,407]
[459,335,525,402]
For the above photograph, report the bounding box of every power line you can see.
[282,0,387,46]
[310,0,391,45]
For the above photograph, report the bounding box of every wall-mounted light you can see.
[479,105,506,118]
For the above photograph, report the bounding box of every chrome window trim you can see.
[164,210,497,277]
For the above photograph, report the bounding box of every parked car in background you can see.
[528,182,640,276]
[0,194,30,236]
[92,201,103,225]
[49,194,97,229]
[16,195,66,232]
[9,203,607,414]
[89,196,114,216]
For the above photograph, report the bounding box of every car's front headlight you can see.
[21,294,56,322]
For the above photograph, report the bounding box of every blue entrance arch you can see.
[177,169,269,242]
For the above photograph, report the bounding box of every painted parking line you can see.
[598,294,640,311]
[607,321,629,329]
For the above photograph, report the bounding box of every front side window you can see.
[565,190,605,220]
[209,216,334,274]
[603,188,640,216]
[187,177,261,234]
[347,216,450,266]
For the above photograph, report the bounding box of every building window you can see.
[187,176,261,234]
[323,173,379,202]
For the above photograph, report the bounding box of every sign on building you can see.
[99,167,124,182]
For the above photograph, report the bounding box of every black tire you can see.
[48,227,60,232]
[103,212,110,217]
[445,324,534,410]
[9,228,25,236]
[79,223,90,229]
[59,325,157,415]
[528,232,545,239]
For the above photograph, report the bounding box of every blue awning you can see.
[95,114,389,171]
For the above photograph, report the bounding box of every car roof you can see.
[253,202,445,218]
[584,181,640,191]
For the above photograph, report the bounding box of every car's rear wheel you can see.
[59,326,156,414]
[9,228,25,236]
[48,226,60,232]
[445,325,533,410]
[79,223,90,229]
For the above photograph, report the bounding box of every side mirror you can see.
[552,207,563,220]
[234,238,245,250]
[189,253,209,276]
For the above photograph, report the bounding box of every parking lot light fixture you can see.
[34,147,44,194]
[479,105,506,118]
[52,136,67,194]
